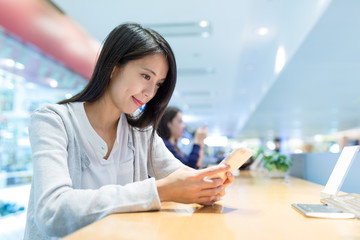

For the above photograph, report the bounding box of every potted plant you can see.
[263,152,292,178]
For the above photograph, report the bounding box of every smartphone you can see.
[291,203,355,219]
[208,148,253,182]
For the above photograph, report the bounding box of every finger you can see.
[218,188,226,197]
[223,171,234,187]
[197,195,220,205]
[201,201,215,206]
[203,176,223,187]
[196,164,230,179]
[198,185,224,198]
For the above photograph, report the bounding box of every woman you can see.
[157,106,207,169]
[24,23,233,240]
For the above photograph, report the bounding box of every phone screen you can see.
[208,148,252,182]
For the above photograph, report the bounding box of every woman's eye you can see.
[156,82,163,88]
[142,74,150,80]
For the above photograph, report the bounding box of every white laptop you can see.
[292,145,360,219]
[320,145,360,217]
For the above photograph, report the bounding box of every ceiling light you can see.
[48,78,58,88]
[178,67,214,76]
[199,21,209,28]
[145,21,211,38]
[15,62,25,70]
[274,45,286,75]
[257,27,269,36]
[0,58,25,70]
[0,58,15,67]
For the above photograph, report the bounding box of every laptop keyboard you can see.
[322,193,360,218]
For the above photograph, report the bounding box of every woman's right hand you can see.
[156,164,230,205]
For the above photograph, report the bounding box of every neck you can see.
[168,136,177,146]
[84,96,121,132]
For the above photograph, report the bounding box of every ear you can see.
[110,66,119,79]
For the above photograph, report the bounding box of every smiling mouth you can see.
[132,96,144,107]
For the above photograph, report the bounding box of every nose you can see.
[143,83,157,99]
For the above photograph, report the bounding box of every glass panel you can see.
[0,27,87,187]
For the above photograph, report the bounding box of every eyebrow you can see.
[142,67,157,76]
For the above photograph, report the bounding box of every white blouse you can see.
[68,102,134,188]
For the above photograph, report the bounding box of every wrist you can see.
[156,178,170,202]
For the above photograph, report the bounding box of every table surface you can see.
[63,171,360,240]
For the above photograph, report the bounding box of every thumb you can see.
[196,164,229,179]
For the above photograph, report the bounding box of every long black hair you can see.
[59,23,177,133]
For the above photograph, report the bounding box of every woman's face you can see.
[168,111,185,140]
[107,53,169,114]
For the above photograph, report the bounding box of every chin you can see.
[123,105,138,114]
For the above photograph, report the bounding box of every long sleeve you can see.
[25,106,162,239]
[162,139,200,169]
[187,144,201,168]
[148,133,184,178]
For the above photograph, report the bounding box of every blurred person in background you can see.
[157,106,207,169]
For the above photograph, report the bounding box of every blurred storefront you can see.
[0,26,87,187]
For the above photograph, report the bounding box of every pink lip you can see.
[132,96,144,107]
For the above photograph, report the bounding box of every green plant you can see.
[263,152,292,172]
